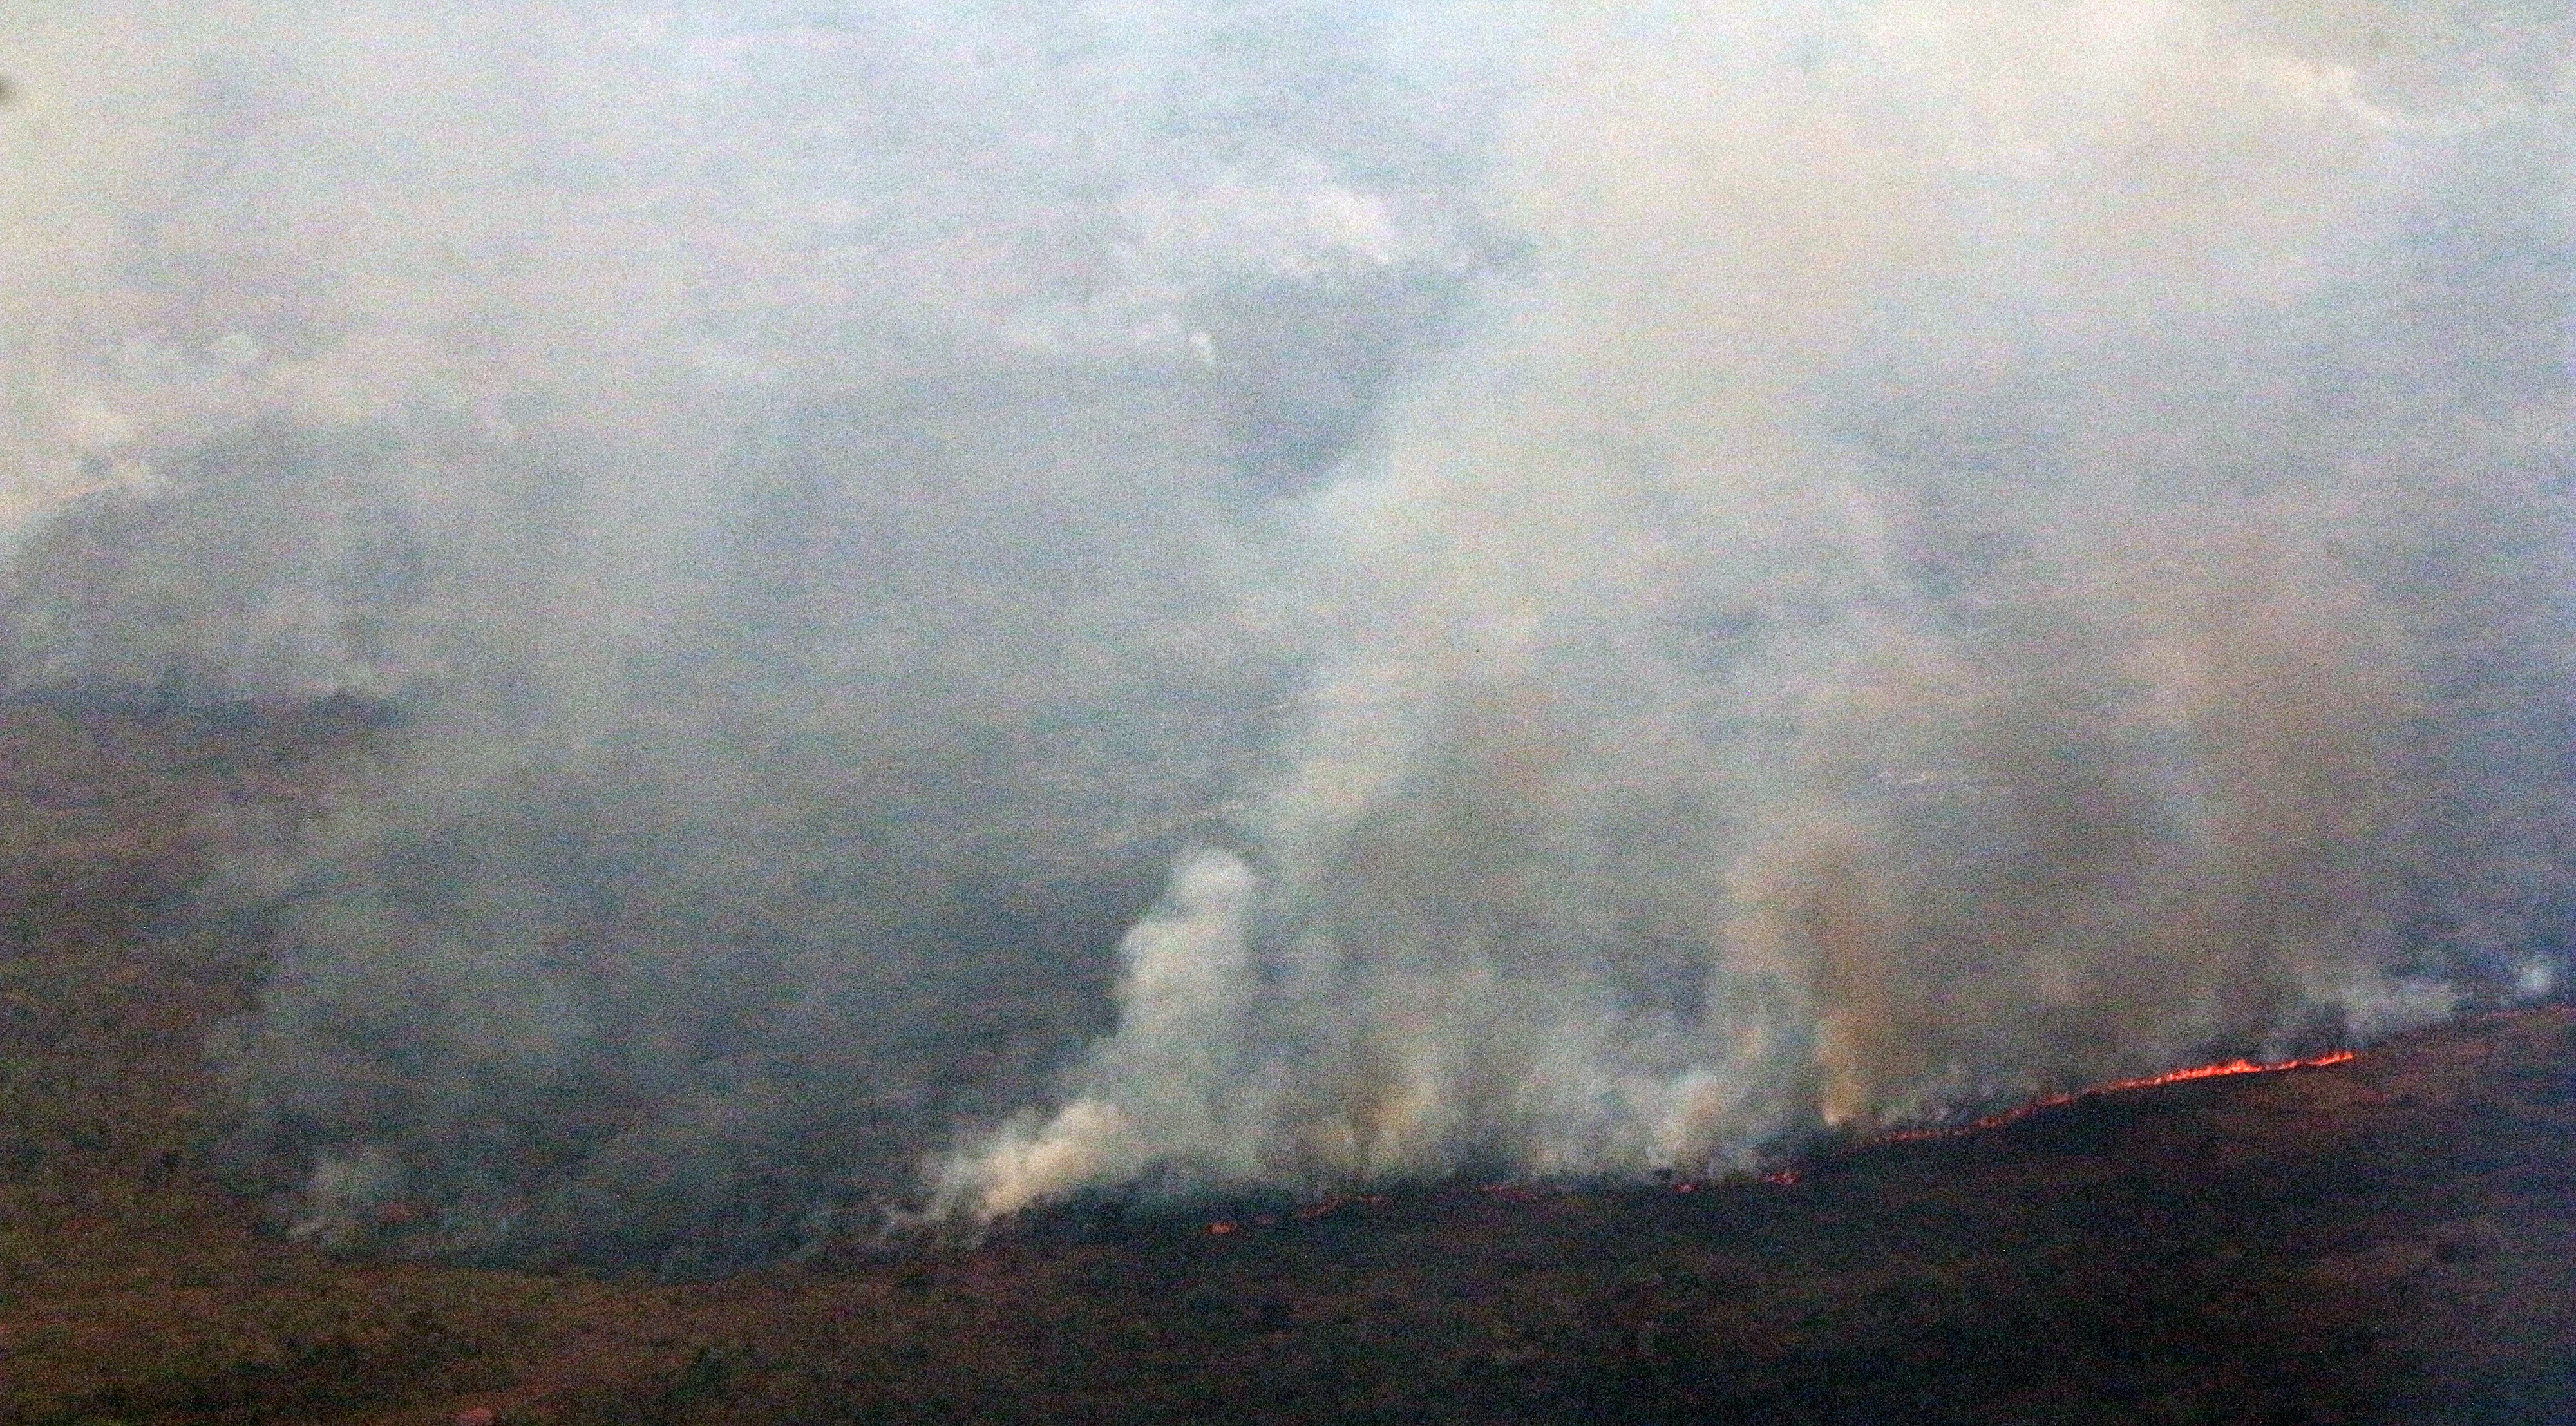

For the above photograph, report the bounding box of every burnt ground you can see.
[1,701,2573,1425]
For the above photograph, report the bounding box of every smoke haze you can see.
[2,1,2570,1269]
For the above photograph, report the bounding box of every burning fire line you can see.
[1872,1049,2358,1147]
[1200,1047,2360,1234]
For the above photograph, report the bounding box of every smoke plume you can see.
[2,1,2569,1267]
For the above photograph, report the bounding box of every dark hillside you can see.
[2,699,2571,1426]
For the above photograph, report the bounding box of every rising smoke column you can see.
[2,0,2570,1262]
[936,0,2576,1220]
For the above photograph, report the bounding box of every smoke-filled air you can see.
[3,0,2569,1272]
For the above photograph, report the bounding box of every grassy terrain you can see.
[1,699,2571,1425]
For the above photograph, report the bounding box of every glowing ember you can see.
[1203,1192,1392,1235]
[1294,1193,1388,1221]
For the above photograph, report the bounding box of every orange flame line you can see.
[1875,1048,2357,1146]
[1200,1047,2362,1228]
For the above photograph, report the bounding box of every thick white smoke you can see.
[933,0,2576,1218]
[3,1,2570,1263]
[3,0,1497,1271]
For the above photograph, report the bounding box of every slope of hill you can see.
[1,699,2570,1426]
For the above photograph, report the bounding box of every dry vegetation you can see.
[1,699,2571,1425]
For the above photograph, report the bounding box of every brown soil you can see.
[1,700,2571,1425]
